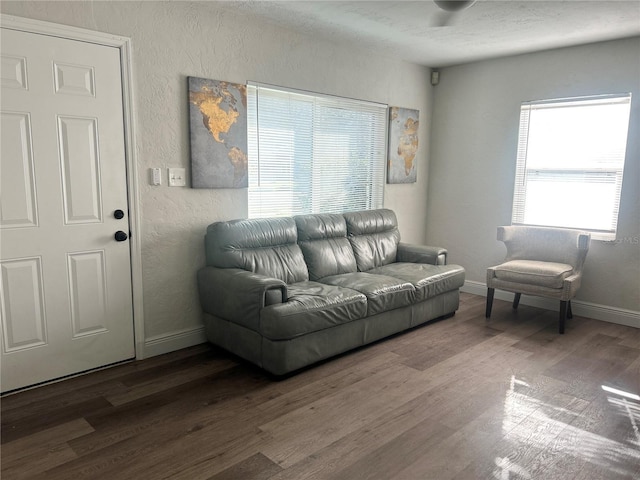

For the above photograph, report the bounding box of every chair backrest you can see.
[498,226,590,272]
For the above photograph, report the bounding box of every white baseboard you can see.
[462,280,640,329]
[143,326,207,359]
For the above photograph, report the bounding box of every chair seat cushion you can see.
[260,281,367,340]
[321,272,415,316]
[493,260,574,288]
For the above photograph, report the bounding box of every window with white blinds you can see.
[247,83,387,218]
[511,94,632,241]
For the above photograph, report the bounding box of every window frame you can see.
[511,93,632,241]
[246,82,388,219]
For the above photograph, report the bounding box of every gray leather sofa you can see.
[197,209,465,375]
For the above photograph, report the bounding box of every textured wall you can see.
[427,37,640,312]
[1,2,433,342]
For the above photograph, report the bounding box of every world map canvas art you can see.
[387,107,419,184]
[188,77,248,188]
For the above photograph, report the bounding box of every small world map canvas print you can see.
[188,77,248,188]
[387,107,419,184]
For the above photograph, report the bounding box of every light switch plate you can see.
[168,168,186,187]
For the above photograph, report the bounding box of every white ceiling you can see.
[224,0,640,67]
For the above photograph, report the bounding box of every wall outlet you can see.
[168,168,186,187]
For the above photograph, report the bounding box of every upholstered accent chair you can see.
[485,226,590,334]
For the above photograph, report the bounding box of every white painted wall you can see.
[427,37,640,315]
[1,2,433,351]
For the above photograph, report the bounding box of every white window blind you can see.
[247,83,387,218]
[511,94,632,241]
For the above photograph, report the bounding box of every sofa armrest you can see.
[197,266,287,331]
[397,242,448,265]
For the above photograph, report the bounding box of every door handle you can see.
[114,231,128,242]
[114,209,125,219]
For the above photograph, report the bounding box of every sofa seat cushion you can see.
[369,263,466,302]
[493,260,573,288]
[321,273,415,316]
[260,282,367,340]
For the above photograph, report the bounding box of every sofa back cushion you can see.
[295,213,357,281]
[343,209,401,271]
[205,217,309,284]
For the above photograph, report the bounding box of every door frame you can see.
[1,14,146,359]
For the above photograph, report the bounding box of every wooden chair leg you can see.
[486,288,495,318]
[559,300,568,334]
[567,300,573,319]
[512,292,521,310]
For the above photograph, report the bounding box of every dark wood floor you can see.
[2,293,639,480]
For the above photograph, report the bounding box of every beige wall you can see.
[1,2,433,346]
[427,37,640,314]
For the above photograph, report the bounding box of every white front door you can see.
[0,27,135,392]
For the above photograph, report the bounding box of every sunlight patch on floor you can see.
[495,375,640,479]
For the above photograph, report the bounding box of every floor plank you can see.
[207,453,284,480]
[2,293,639,479]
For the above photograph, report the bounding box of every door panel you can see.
[0,111,38,228]
[53,62,95,97]
[67,250,108,337]
[58,115,102,224]
[0,28,135,393]
[0,257,47,351]
[1,54,28,89]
